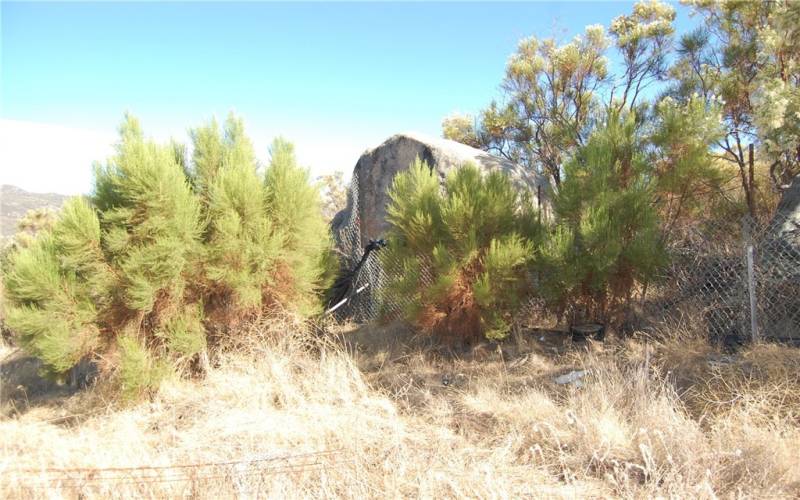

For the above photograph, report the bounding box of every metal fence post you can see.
[744,217,759,342]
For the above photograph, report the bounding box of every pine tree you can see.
[93,114,208,388]
[383,159,542,342]
[264,138,336,316]
[94,114,204,315]
[194,126,334,317]
[194,115,283,313]
[2,197,113,377]
[650,95,725,230]
[2,113,334,396]
[540,111,665,325]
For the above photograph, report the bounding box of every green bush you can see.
[382,159,543,342]
[1,114,333,395]
[3,197,112,377]
[264,138,337,316]
[195,116,283,314]
[117,332,172,401]
[540,111,666,325]
[94,115,204,316]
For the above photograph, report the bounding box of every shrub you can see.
[540,111,666,325]
[264,138,337,316]
[382,159,543,342]
[197,126,334,318]
[194,116,283,314]
[1,114,333,396]
[3,197,112,377]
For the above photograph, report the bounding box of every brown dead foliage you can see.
[416,263,484,346]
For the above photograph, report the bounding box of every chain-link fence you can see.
[330,171,437,322]
[635,211,800,342]
[331,172,800,342]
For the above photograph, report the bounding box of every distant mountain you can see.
[1,185,70,238]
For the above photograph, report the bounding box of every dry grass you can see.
[1,318,799,499]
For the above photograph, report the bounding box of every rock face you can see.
[760,174,800,341]
[332,132,550,253]
[773,173,800,244]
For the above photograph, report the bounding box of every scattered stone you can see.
[554,370,589,387]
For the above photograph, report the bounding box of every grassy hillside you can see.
[2,318,798,498]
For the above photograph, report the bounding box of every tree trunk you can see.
[738,143,757,219]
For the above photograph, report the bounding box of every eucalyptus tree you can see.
[671,0,800,215]
[443,0,677,189]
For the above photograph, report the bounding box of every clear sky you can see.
[1,1,697,194]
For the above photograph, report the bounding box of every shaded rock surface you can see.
[773,173,800,245]
[759,174,800,341]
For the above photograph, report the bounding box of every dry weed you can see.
[1,318,799,498]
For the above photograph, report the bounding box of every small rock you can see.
[442,372,468,387]
[554,370,589,386]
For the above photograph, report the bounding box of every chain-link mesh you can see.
[330,172,433,322]
[639,218,752,341]
[751,212,800,341]
[331,171,800,342]
[613,212,800,342]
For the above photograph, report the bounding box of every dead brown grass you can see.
[1,319,799,499]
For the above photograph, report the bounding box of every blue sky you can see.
[1,1,697,194]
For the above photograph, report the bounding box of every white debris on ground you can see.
[554,370,590,387]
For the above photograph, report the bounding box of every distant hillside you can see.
[1,185,69,238]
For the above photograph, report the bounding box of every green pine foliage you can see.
[1,113,333,397]
[3,198,113,376]
[188,114,258,197]
[195,115,283,312]
[540,111,666,325]
[155,303,206,359]
[383,159,543,342]
[94,114,204,314]
[650,96,726,226]
[117,332,171,401]
[264,138,336,315]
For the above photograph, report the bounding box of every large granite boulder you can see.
[772,173,800,244]
[332,132,550,254]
